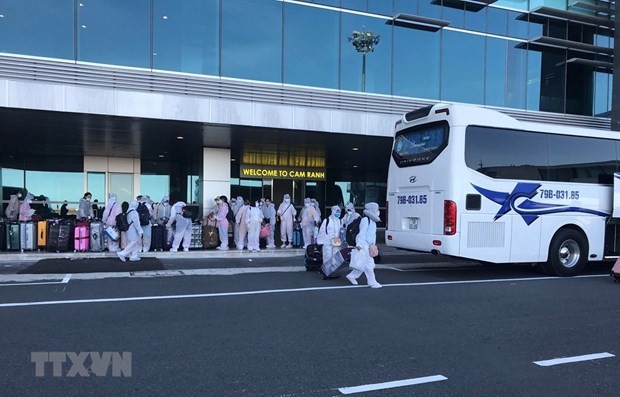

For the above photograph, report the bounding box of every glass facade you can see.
[0,0,612,117]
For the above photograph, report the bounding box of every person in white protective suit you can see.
[311,198,321,218]
[232,196,243,247]
[167,201,191,252]
[136,195,153,253]
[317,205,342,269]
[341,202,361,245]
[345,202,382,288]
[77,192,94,220]
[155,195,173,246]
[300,198,320,249]
[262,197,276,249]
[101,193,122,253]
[5,191,22,220]
[236,199,250,250]
[246,199,264,252]
[212,196,230,250]
[116,200,144,262]
[277,194,297,248]
[19,193,35,222]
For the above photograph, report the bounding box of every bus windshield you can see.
[391,121,448,167]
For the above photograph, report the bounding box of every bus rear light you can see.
[444,200,457,235]
[433,240,442,246]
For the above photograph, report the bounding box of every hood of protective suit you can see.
[128,200,139,211]
[107,195,118,206]
[173,201,186,210]
[330,205,341,217]
[25,194,34,203]
[363,202,380,222]
[304,198,311,206]
[345,202,355,211]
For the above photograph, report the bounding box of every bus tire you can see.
[546,228,588,277]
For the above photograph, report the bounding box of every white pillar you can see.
[202,147,231,216]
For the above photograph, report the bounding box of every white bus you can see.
[385,103,620,276]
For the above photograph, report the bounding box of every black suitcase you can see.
[304,244,323,271]
[47,220,72,252]
[6,223,20,251]
[0,220,5,251]
[320,247,354,279]
[151,225,168,251]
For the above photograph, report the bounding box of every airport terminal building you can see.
[0,0,613,216]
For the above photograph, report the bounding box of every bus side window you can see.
[466,194,481,210]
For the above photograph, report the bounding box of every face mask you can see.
[86,197,91,202]
[216,200,222,204]
[17,194,22,198]
[376,211,380,217]
[255,202,260,207]
[305,203,310,207]
[266,202,270,206]
[334,213,341,219]
[285,199,290,204]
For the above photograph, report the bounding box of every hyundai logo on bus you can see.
[409,176,417,183]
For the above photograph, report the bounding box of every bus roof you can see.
[399,103,619,141]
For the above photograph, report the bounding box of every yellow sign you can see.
[240,165,326,180]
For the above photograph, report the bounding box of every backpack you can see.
[137,202,150,226]
[115,211,132,232]
[225,204,235,223]
[345,216,365,246]
[182,206,193,219]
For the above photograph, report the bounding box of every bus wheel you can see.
[547,229,588,277]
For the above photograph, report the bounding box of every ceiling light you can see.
[79,3,84,6]
[352,147,359,151]
[231,158,236,162]
[81,25,87,28]
[158,154,165,158]
[162,15,168,20]
[0,14,5,18]
[353,165,358,168]
[176,136,184,140]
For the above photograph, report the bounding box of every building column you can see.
[201,147,231,216]
[612,6,620,131]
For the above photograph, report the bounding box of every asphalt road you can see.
[0,257,617,396]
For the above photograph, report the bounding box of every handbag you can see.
[259,223,271,238]
[331,237,342,247]
[104,226,119,241]
[369,244,379,258]
[349,249,365,271]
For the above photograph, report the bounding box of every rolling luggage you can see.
[6,223,20,251]
[74,221,90,252]
[90,221,104,252]
[191,223,203,249]
[0,220,5,251]
[19,222,37,252]
[304,244,323,271]
[37,220,48,250]
[320,247,354,279]
[151,224,167,251]
[47,220,72,252]
[292,221,303,248]
[202,219,219,249]
[611,257,620,282]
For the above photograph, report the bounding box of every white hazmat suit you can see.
[346,202,382,288]
[317,205,342,269]
[101,193,122,252]
[277,194,297,248]
[116,200,144,262]
[5,192,21,220]
[262,199,276,248]
[300,198,320,249]
[246,201,263,252]
[168,201,192,252]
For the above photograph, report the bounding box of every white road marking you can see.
[534,352,615,367]
[61,274,72,284]
[0,274,607,308]
[0,281,67,287]
[338,375,447,394]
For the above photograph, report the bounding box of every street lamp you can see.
[348,28,380,92]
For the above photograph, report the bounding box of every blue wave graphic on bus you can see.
[471,183,610,225]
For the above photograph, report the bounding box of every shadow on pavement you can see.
[18,258,165,274]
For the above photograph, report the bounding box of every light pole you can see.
[348,29,380,92]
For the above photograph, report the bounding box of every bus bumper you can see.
[385,230,460,255]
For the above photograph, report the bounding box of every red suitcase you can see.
[611,258,620,282]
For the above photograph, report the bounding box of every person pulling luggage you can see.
[345,202,382,288]
[317,205,342,270]
[116,200,144,262]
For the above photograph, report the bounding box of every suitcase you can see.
[292,221,303,248]
[191,223,203,249]
[6,223,20,251]
[47,220,72,252]
[304,244,323,271]
[37,220,48,250]
[151,224,167,251]
[90,221,104,252]
[74,225,90,252]
[202,224,219,249]
[19,222,37,252]
[320,248,353,279]
[0,220,6,251]
[611,257,620,282]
